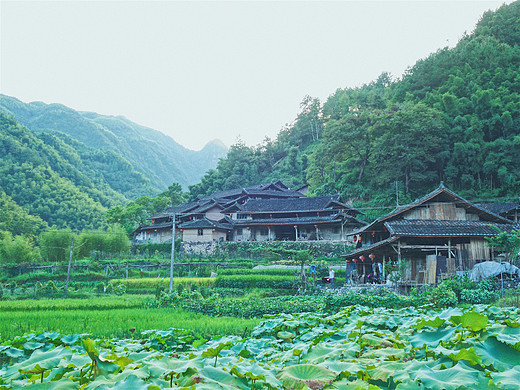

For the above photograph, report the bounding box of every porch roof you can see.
[343,236,400,258]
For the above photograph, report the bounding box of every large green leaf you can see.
[146,356,203,378]
[5,347,71,380]
[450,311,488,332]
[330,378,380,389]
[20,379,78,389]
[474,336,520,370]
[411,363,483,390]
[490,365,520,390]
[409,327,456,348]
[415,317,445,330]
[199,366,249,389]
[277,364,336,390]
[432,346,482,366]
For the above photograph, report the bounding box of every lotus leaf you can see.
[5,347,70,380]
[277,364,337,390]
[450,311,488,332]
[415,317,445,330]
[277,330,296,341]
[411,363,483,390]
[3,347,25,359]
[490,365,520,390]
[23,379,77,389]
[200,366,249,389]
[474,336,520,370]
[409,327,456,348]
[433,345,482,366]
[330,378,380,389]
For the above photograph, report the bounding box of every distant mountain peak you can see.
[202,139,227,151]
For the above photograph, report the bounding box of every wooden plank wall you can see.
[468,239,491,265]
[402,203,480,221]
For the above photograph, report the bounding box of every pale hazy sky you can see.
[0,1,511,150]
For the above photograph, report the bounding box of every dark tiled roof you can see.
[197,180,303,201]
[131,221,173,235]
[187,200,223,214]
[179,218,233,230]
[343,236,400,258]
[148,201,200,219]
[478,202,519,216]
[242,189,304,198]
[385,219,518,237]
[233,215,343,226]
[226,195,361,215]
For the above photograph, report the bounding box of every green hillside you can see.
[0,113,120,229]
[0,95,228,191]
[0,190,48,236]
[189,1,520,212]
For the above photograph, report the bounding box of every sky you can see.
[0,1,512,151]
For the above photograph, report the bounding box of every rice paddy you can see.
[0,295,260,342]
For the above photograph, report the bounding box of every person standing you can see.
[329,267,335,289]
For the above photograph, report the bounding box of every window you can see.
[197,229,204,236]
[236,228,243,235]
[260,229,268,236]
[237,214,248,219]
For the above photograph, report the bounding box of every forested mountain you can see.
[189,1,520,217]
[0,95,228,191]
[0,113,121,230]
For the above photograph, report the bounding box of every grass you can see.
[497,290,520,308]
[0,295,151,311]
[0,295,259,342]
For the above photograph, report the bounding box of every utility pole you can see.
[64,237,74,297]
[169,212,176,292]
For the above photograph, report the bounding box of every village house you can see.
[343,183,518,285]
[131,180,366,244]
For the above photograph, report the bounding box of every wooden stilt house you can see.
[343,183,518,284]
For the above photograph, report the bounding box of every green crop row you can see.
[215,274,297,290]
[112,277,216,291]
[0,295,149,312]
[216,268,298,276]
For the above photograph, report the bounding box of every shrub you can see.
[460,288,497,304]
[439,275,478,299]
[429,286,458,308]
[154,291,323,318]
[75,226,130,259]
[323,290,421,311]
[39,230,75,263]
[106,281,127,295]
[0,233,41,265]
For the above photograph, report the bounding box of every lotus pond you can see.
[1,304,520,389]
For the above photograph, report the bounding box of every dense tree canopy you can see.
[188,1,520,212]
